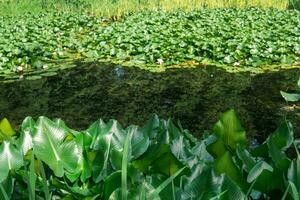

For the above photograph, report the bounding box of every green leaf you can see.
[0,118,16,139]
[0,175,14,200]
[141,114,160,139]
[280,91,300,102]
[38,159,51,200]
[247,161,273,183]
[236,145,256,172]
[133,144,183,176]
[208,109,246,158]
[181,168,245,200]
[219,175,246,200]
[148,166,186,199]
[26,154,36,200]
[288,181,299,200]
[287,156,300,194]
[267,120,293,170]
[91,120,126,182]
[16,129,33,156]
[0,141,23,182]
[122,126,135,200]
[103,171,121,200]
[0,184,9,200]
[214,151,246,190]
[180,168,220,199]
[20,117,35,132]
[32,117,80,177]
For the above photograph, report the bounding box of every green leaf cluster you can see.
[0,109,299,199]
[1,8,300,75]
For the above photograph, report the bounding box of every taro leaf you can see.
[127,180,158,200]
[109,183,160,200]
[103,171,121,200]
[108,188,122,200]
[213,109,246,149]
[180,168,221,199]
[0,118,16,139]
[236,145,256,172]
[267,120,293,170]
[91,120,126,182]
[208,109,246,158]
[65,133,92,182]
[141,114,160,139]
[206,136,227,158]
[132,144,183,176]
[121,126,134,200]
[85,119,107,148]
[27,153,36,200]
[129,126,149,160]
[170,135,192,163]
[252,168,283,193]
[156,119,182,145]
[214,151,246,190]
[287,157,300,194]
[0,175,14,200]
[180,168,245,200]
[251,142,269,158]
[148,166,186,199]
[288,181,299,200]
[280,91,300,102]
[53,119,79,137]
[190,140,214,163]
[0,141,23,182]
[247,161,273,183]
[177,121,198,145]
[219,174,246,200]
[92,121,149,183]
[32,117,80,177]
[20,117,35,132]
[16,130,33,156]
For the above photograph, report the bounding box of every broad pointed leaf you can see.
[214,109,246,149]
[247,161,273,183]
[280,91,300,102]
[32,117,80,177]
[267,120,293,170]
[0,141,23,182]
[0,118,15,139]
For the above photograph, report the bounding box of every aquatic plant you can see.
[0,8,299,75]
[0,109,299,199]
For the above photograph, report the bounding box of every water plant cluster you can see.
[0,8,300,74]
[0,109,299,199]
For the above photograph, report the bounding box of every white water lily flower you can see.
[157,58,164,65]
[16,66,23,72]
[267,48,273,53]
[43,65,49,70]
[234,62,240,66]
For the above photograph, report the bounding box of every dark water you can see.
[1,62,300,141]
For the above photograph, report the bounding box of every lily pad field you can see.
[0,0,300,199]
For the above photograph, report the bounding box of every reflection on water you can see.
[0,62,299,141]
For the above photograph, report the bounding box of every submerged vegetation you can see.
[0,8,300,74]
[0,109,299,199]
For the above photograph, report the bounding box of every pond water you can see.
[1,62,300,141]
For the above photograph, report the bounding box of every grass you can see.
[0,0,289,17]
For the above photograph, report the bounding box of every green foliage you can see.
[0,8,300,75]
[281,76,300,102]
[0,109,299,199]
